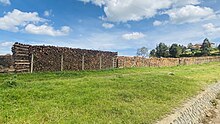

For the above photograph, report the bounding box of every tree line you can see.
[137,38,220,58]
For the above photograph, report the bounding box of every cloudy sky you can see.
[0,0,220,55]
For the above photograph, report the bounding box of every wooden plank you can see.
[30,53,34,73]
[15,67,30,70]
[13,56,30,58]
[15,60,30,62]
[15,66,30,68]
[14,51,29,54]
[14,44,30,48]
[13,47,29,51]
[60,54,63,71]
[14,54,29,57]
[16,69,30,72]
[15,62,30,65]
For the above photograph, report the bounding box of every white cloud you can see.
[165,5,217,24]
[79,0,204,23]
[0,0,10,5]
[153,20,169,26]
[0,9,71,36]
[0,9,45,32]
[203,23,220,34]
[153,20,163,26]
[0,41,13,47]
[81,0,172,22]
[80,0,105,6]
[102,23,114,29]
[171,0,200,7]
[122,32,145,40]
[25,24,71,36]
[0,41,13,55]
[44,10,52,17]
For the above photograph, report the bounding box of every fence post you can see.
[122,59,124,68]
[82,54,85,70]
[112,57,115,68]
[30,53,34,73]
[99,55,102,70]
[61,54,63,71]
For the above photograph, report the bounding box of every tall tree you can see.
[187,43,193,49]
[149,49,156,58]
[201,38,211,56]
[136,47,148,57]
[169,44,182,58]
[180,45,187,54]
[156,43,169,58]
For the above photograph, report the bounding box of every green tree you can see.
[169,44,182,58]
[187,43,193,49]
[156,43,169,58]
[149,49,156,58]
[180,45,187,54]
[137,47,148,57]
[201,38,211,56]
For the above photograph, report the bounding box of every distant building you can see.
[192,44,202,50]
[211,42,215,48]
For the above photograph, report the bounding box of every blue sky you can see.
[0,0,220,55]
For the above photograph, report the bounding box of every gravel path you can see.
[156,82,220,124]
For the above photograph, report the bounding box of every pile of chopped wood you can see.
[12,42,31,72]
[30,45,117,72]
[0,54,14,73]
[12,42,117,72]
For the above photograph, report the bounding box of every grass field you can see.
[1,62,220,124]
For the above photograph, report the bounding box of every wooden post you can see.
[99,55,102,70]
[30,53,34,73]
[112,57,115,68]
[123,58,125,68]
[82,54,85,70]
[61,54,63,71]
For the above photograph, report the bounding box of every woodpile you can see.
[12,42,31,72]
[11,43,118,72]
[0,55,14,73]
[7,42,220,73]
[30,46,117,72]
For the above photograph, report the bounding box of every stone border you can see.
[156,82,220,124]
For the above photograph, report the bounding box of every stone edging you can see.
[156,82,220,124]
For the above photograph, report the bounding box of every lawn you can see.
[1,62,220,124]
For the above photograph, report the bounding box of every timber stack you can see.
[30,45,117,72]
[12,42,31,72]
[11,42,117,72]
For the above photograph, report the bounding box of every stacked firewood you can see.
[12,42,31,72]
[29,45,117,72]
[0,55,14,73]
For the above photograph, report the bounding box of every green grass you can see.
[1,62,220,124]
